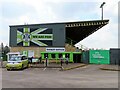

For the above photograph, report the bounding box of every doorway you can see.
[73,54,81,63]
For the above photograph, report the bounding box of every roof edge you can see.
[9,19,109,27]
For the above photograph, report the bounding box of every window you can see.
[21,56,27,60]
[59,54,62,58]
[51,54,55,58]
[10,56,21,61]
[44,53,48,58]
[65,54,70,58]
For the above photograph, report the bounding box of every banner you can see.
[17,28,53,46]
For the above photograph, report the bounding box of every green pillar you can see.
[41,53,44,59]
[70,52,73,62]
[49,53,52,60]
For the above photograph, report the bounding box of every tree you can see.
[3,45,10,61]
[1,43,4,53]
[0,43,10,61]
[0,43,4,67]
[3,45,10,54]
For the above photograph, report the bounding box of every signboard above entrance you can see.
[46,48,65,52]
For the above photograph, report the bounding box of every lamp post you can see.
[100,2,106,20]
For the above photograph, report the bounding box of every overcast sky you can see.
[0,0,119,49]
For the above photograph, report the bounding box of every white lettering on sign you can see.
[46,48,65,52]
[92,52,104,58]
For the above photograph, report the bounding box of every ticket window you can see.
[51,54,56,59]
[44,53,48,58]
[65,54,70,58]
[58,54,62,58]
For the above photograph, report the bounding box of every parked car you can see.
[6,55,29,70]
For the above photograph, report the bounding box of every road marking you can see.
[43,68,46,71]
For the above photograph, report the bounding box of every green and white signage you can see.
[17,28,53,46]
[89,50,110,64]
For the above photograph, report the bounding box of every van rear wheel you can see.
[27,64,29,68]
[21,64,24,70]
[7,69,10,71]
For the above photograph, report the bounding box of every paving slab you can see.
[29,63,87,70]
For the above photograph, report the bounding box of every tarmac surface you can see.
[1,64,118,88]
[1,61,119,70]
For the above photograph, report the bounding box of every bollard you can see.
[45,57,48,67]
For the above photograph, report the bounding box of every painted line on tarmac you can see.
[62,64,88,71]
[43,68,47,71]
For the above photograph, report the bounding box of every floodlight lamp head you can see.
[100,2,106,8]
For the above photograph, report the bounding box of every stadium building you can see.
[9,19,109,63]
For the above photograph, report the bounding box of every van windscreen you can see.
[9,56,21,61]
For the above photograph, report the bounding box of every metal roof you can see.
[9,19,109,27]
[65,20,109,44]
[9,19,109,45]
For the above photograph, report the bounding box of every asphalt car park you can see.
[1,65,118,88]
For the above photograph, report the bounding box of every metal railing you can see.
[66,37,77,46]
[66,37,88,50]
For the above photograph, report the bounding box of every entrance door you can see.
[73,54,81,63]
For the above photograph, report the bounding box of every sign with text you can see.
[46,48,65,52]
[17,28,53,46]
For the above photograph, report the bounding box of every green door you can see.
[22,51,28,57]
